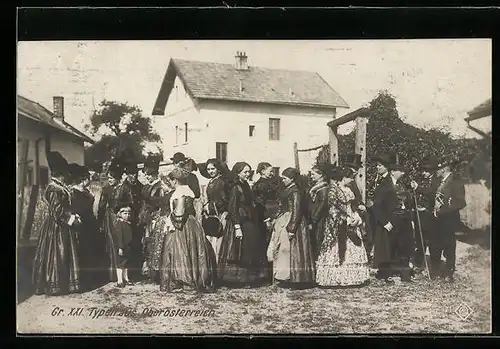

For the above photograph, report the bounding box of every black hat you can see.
[46,151,69,175]
[143,154,162,174]
[345,153,362,170]
[373,153,392,167]
[388,153,406,172]
[198,158,230,179]
[171,152,187,164]
[123,161,139,174]
[114,201,132,214]
[108,159,124,180]
[421,155,440,171]
[67,163,89,182]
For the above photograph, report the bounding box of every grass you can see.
[16,240,490,334]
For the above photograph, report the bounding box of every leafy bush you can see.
[317,91,491,196]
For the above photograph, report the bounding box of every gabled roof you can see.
[465,98,492,122]
[153,58,349,115]
[17,95,94,144]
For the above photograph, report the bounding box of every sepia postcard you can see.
[16,39,492,334]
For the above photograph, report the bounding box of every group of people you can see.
[31,147,466,297]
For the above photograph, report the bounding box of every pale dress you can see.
[316,184,370,286]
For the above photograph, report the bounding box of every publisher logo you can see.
[455,302,473,321]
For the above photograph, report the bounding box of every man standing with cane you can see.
[410,156,441,277]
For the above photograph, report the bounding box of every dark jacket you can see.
[415,175,441,211]
[372,174,399,228]
[114,219,133,256]
[187,173,201,199]
[206,176,229,215]
[278,183,305,234]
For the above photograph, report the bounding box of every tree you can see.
[316,91,488,195]
[84,100,162,171]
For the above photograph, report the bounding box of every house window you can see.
[26,166,33,186]
[269,118,280,140]
[39,167,49,186]
[216,142,227,163]
[272,167,280,177]
[175,126,179,144]
[249,125,255,137]
[184,122,188,143]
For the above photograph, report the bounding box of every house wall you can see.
[18,118,85,185]
[152,75,204,159]
[154,97,337,172]
[199,100,336,171]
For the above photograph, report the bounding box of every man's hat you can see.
[345,153,362,170]
[123,161,139,174]
[170,152,187,164]
[108,159,124,180]
[373,153,392,167]
[46,151,69,174]
[421,155,441,171]
[388,153,406,172]
[143,154,162,174]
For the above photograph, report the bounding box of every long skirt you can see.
[205,211,228,264]
[218,218,267,285]
[316,224,370,287]
[312,215,328,261]
[32,216,81,295]
[77,219,107,289]
[146,212,168,274]
[267,212,316,284]
[102,208,118,282]
[160,215,216,292]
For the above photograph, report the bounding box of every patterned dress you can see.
[316,183,370,287]
[32,178,81,295]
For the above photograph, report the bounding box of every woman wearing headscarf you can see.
[68,163,106,290]
[160,167,216,293]
[307,163,331,261]
[97,159,123,283]
[139,153,167,284]
[218,162,267,288]
[198,158,231,262]
[315,166,370,287]
[267,168,316,288]
[32,151,82,295]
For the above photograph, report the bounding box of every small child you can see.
[113,203,134,288]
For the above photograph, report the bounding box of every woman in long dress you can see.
[307,164,330,261]
[316,166,370,287]
[199,158,231,262]
[218,162,267,288]
[97,159,123,283]
[160,168,216,293]
[32,151,82,296]
[267,168,316,288]
[139,154,167,284]
[68,163,106,290]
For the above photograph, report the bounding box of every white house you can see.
[17,95,94,244]
[151,52,349,174]
[17,95,94,186]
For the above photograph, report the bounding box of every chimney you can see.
[53,96,64,122]
[234,51,248,70]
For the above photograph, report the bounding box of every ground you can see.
[17,240,490,334]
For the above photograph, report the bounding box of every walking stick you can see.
[412,190,432,281]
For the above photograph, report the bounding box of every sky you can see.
[17,39,492,140]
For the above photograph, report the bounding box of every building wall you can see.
[152,75,204,160]
[199,100,336,171]
[18,118,85,185]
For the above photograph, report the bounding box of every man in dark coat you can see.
[116,160,144,280]
[410,155,441,274]
[429,160,466,282]
[372,153,413,282]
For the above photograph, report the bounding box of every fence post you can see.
[355,116,368,203]
[293,142,300,172]
[329,126,339,166]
